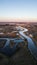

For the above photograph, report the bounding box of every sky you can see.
[0,0,37,22]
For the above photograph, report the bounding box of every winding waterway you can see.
[0,26,37,60]
[18,26,37,60]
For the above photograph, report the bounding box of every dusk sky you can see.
[0,0,37,22]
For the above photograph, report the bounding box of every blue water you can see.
[0,38,24,56]
[19,31,37,60]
